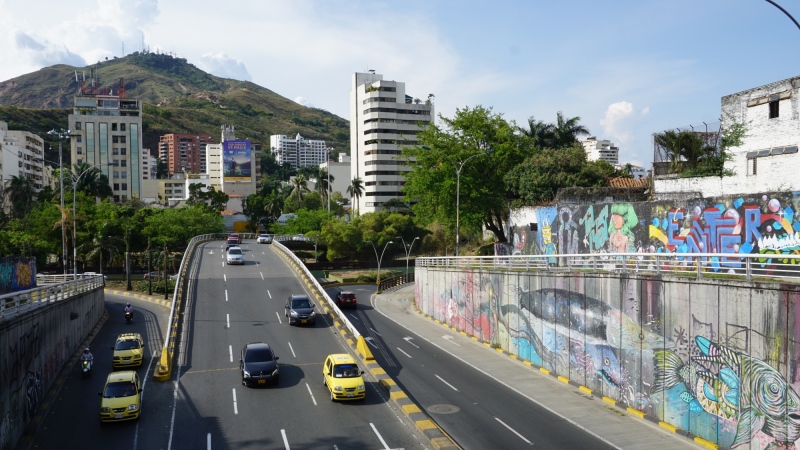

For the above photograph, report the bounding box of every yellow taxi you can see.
[111,333,145,368]
[322,354,365,401]
[99,370,142,422]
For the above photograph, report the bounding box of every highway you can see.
[330,284,617,450]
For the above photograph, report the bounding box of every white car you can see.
[226,247,245,265]
[256,234,273,244]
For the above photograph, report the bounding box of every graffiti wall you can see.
[0,289,103,450]
[417,267,800,449]
[515,192,800,268]
[0,257,36,296]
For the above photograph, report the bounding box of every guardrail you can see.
[417,252,800,282]
[378,273,415,292]
[0,276,105,322]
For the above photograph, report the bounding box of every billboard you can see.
[223,140,252,181]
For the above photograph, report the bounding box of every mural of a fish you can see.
[653,336,800,448]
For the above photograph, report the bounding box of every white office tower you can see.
[270,134,328,169]
[581,137,619,165]
[0,121,46,191]
[350,71,433,214]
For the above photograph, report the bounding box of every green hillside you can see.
[0,52,349,163]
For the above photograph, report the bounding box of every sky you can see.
[1,0,799,167]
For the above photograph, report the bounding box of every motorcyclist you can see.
[80,347,93,371]
[123,303,134,319]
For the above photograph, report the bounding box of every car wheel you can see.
[330,390,335,402]
[323,375,326,386]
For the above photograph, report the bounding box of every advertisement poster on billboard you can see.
[223,140,252,181]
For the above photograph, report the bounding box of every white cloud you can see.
[197,53,252,81]
[294,96,314,108]
[12,31,86,68]
[600,101,635,146]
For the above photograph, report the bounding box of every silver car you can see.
[226,247,245,265]
[256,234,273,244]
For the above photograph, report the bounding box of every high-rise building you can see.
[141,149,157,180]
[68,82,143,202]
[350,71,433,214]
[0,121,46,191]
[158,133,213,175]
[205,124,257,198]
[581,136,619,165]
[270,134,328,169]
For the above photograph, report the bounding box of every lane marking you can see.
[442,335,461,346]
[267,290,272,298]
[232,388,238,415]
[288,342,296,358]
[396,347,413,359]
[229,345,233,363]
[226,314,230,328]
[260,272,264,280]
[305,382,317,406]
[225,290,228,302]
[133,350,159,448]
[221,261,224,267]
[370,327,382,336]
[435,374,459,391]
[275,311,282,324]
[403,336,420,348]
[224,274,227,282]
[207,433,211,450]
[348,314,361,322]
[281,429,290,449]
[364,337,378,349]
[369,423,391,450]
[495,417,532,444]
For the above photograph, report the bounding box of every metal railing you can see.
[417,252,800,283]
[378,273,415,292]
[0,276,105,322]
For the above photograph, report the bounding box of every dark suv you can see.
[285,295,317,326]
[335,291,358,309]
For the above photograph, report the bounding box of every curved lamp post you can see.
[396,236,420,274]
[422,146,489,257]
[366,240,393,286]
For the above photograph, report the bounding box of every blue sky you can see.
[1,0,799,167]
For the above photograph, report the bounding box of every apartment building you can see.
[141,149,157,180]
[0,121,46,191]
[270,133,328,169]
[205,124,257,198]
[349,71,433,214]
[580,136,619,165]
[68,87,143,201]
[158,133,213,175]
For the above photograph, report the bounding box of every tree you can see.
[402,106,531,243]
[520,116,555,149]
[187,183,229,213]
[242,194,269,232]
[155,158,169,179]
[347,177,364,214]
[70,163,113,199]
[552,111,590,148]
[290,174,310,203]
[653,129,706,173]
[7,175,36,218]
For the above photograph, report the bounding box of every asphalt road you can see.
[329,284,616,450]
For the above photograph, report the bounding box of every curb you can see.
[103,289,173,309]
[18,309,110,449]
[410,302,719,450]
[277,251,460,450]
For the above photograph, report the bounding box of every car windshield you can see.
[103,381,137,398]
[229,249,242,255]
[334,364,360,378]
[259,235,269,238]
[292,299,311,309]
[245,348,273,363]
[115,340,140,350]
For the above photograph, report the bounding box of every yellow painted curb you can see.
[483,342,491,347]
[659,421,677,432]
[579,386,592,394]
[390,390,408,400]
[523,360,532,366]
[379,378,396,387]
[402,404,422,414]
[370,367,386,376]
[693,437,718,450]
[416,420,437,431]
[495,348,504,353]
[557,375,569,384]
[357,336,375,361]
[626,407,644,418]
[539,367,550,375]
[602,396,616,405]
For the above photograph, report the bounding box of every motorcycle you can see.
[81,359,92,378]
[124,311,133,324]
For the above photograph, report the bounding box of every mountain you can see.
[0,52,349,163]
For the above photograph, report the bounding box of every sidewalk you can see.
[373,284,704,450]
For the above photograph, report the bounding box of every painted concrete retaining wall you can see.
[0,289,103,450]
[416,266,800,449]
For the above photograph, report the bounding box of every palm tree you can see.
[71,163,113,200]
[347,177,364,214]
[7,175,36,218]
[653,130,706,173]
[552,111,590,148]
[53,204,74,270]
[83,234,123,273]
[290,174,310,203]
[315,168,334,206]
[520,116,555,148]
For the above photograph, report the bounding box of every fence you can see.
[0,275,104,322]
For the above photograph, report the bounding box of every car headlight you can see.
[334,386,343,392]
[243,370,251,378]
[272,369,279,376]
[290,311,298,317]
[309,311,316,318]
[128,404,138,410]
[101,407,110,413]
[358,385,365,390]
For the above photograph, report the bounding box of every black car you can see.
[335,291,358,309]
[240,342,280,387]
[285,295,317,326]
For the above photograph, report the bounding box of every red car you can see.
[226,236,239,249]
[335,291,357,309]
[229,233,241,244]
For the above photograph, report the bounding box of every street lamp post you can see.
[396,236,420,274]
[366,240,393,287]
[422,146,488,257]
[326,147,331,213]
[71,163,111,279]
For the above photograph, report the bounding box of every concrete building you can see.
[270,134,328,169]
[614,163,649,179]
[68,85,143,202]
[321,152,352,199]
[655,75,800,197]
[581,137,619,165]
[140,177,187,206]
[350,71,433,214]
[205,124,257,198]
[0,121,46,191]
[141,149,157,180]
[159,133,213,175]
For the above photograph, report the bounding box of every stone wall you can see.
[0,289,103,450]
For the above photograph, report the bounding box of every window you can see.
[113,136,119,144]
[120,148,127,155]
[75,122,82,130]
[112,123,118,131]
[112,148,119,155]
[77,159,83,165]
[748,157,757,175]
[77,147,83,154]
[121,183,127,191]
[120,136,126,143]
[769,99,779,119]
[113,183,119,190]
[113,171,119,179]
[121,160,127,167]
[76,135,82,143]
[121,123,126,131]
[121,171,127,179]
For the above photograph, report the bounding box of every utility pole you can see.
[163,242,168,300]
[147,238,152,295]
